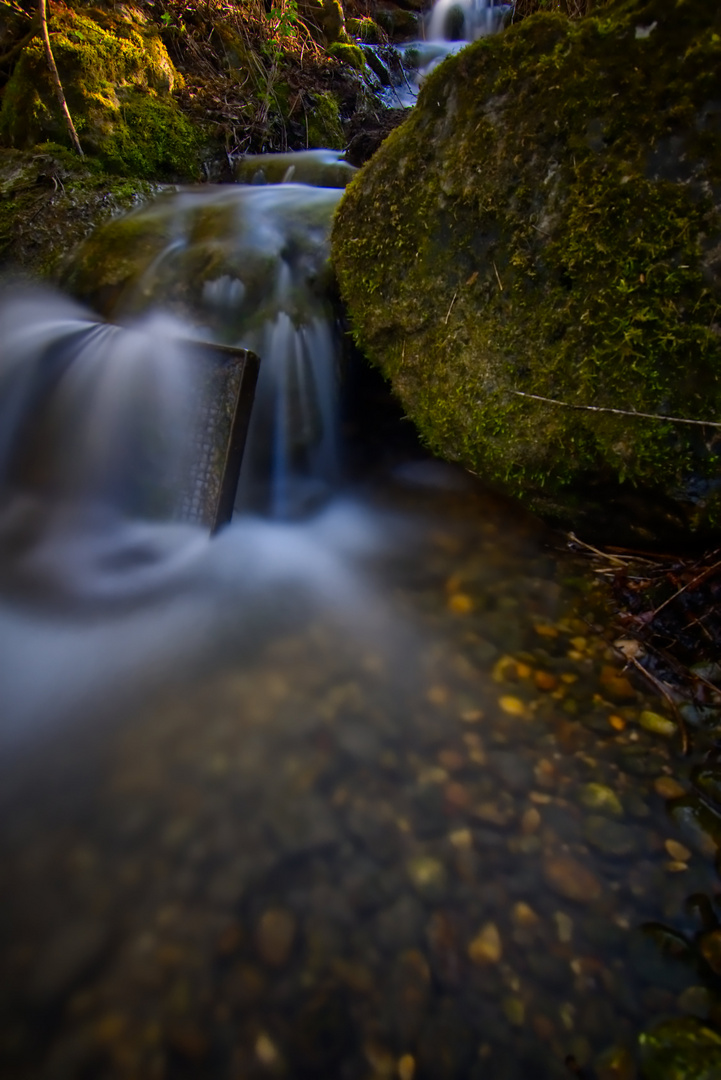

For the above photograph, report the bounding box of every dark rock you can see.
[332,0,721,544]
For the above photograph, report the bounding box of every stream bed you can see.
[1,156,721,1080]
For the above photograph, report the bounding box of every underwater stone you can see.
[638,1017,721,1080]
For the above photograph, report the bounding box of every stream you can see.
[1,64,721,1080]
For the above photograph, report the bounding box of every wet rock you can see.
[628,924,694,992]
[256,908,296,967]
[542,855,602,903]
[691,766,721,808]
[699,929,721,975]
[26,920,110,1007]
[593,1043,636,1080]
[415,1002,474,1080]
[467,922,502,965]
[486,750,533,794]
[638,1017,721,1080]
[668,796,721,858]
[375,893,425,952]
[406,855,448,902]
[389,949,431,1046]
[579,782,624,817]
[654,776,687,800]
[288,987,356,1077]
[664,839,691,863]
[639,710,677,738]
[677,986,711,1020]
[583,815,640,857]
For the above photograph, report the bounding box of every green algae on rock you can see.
[0,5,204,180]
[639,1017,721,1080]
[331,0,721,542]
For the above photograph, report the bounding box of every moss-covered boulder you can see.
[0,5,204,179]
[332,0,721,542]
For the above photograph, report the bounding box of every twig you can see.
[568,531,629,566]
[492,260,503,291]
[38,0,83,156]
[444,291,457,325]
[646,551,721,623]
[512,390,721,428]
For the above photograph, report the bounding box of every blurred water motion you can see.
[1,160,719,1080]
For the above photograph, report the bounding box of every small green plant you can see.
[267,0,299,39]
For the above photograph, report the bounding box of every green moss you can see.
[306,91,345,149]
[346,17,386,44]
[328,41,366,71]
[95,90,204,179]
[332,0,721,537]
[0,6,203,180]
[0,148,158,280]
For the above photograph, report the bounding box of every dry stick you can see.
[38,0,83,157]
[567,531,629,567]
[644,551,721,623]
[444,291,457,325]
[512,390,721,428]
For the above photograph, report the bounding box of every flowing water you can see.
[1,153,721,1080]
[371,0,511,108]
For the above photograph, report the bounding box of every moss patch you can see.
[332,0,721,540]
[328,41,366,71]
[0,6,204,180]
[0,147,158,280]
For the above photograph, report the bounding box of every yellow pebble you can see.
[570,636,587,651]
[654,776,686,800]
[511,901,539,927]
[516,662,532,679]
[468,922,502,964]
[567,649,584,661]
[498,695,528,718]
[665,839,692,862]
[665,861,689,873]
[448,593,473,614]
[398,1054,416,1080]
[562,673,579,684]
[535,623,559,638]
[609,714,626,731]
[492,655,518,682]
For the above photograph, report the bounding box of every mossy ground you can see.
[0,147,158,280]
[0,5,205,180]
[332,0,721,538]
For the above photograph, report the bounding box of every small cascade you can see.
[0,290,211,607]
[0,151,352,608]
[390,0,511,106]
[427,0,509,42]
[67,153,351,518]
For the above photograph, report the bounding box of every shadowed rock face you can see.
[331,0,721,545]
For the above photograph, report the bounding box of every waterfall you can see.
[388,0,510,106]
[0,151,351,611]
[427,0,510,42]
[66,158,350,518]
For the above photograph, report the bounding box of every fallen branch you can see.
[38,0,83,157]
[512,390,721,428]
